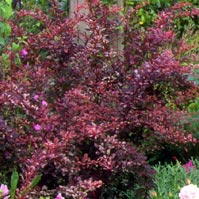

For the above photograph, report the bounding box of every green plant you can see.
[150,159,199,199]
[10,170,19,199]
[0,170,42,199]
[179,96,199,158]
[0,0,12,48]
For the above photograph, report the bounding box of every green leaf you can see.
[138,8,143,15]
[188,102,199,112]
[126,0,134,6]
[0,37,5,45]
[3,23,12,36]
[5,0,12,6]
[0,5,6,18]
[28,174,42,189]
[2,53,9,60]
[0,0,13,19]
[12,42,20,51]
[40,51,49,61]
[0,22,12,36]
[3,3,12,20]
[10,170,19,199]
[4,7,13,20]
[21,174,42,197]
[141,15,146,23]
[0,22,5,33]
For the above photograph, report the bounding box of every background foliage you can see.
[150,159,199,199]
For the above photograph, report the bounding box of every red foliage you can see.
[0,1,199,198]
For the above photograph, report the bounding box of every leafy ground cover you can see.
[0,0,199,198]
[150,159,199,199]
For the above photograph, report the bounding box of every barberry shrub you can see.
[0,1,199,198]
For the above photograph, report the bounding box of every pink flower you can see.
[55,193,65,199]
[179,184,199,199]
[20,49,28,57]
[33,95,39,100]
[42,100,48,107]
[183,160,196,173]
[34,124,41,131]
[0,184,10,199]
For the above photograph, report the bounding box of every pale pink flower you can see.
[34,124,41,131]
[183,160,196,173]
[55,193,65,199]
[0,184,10,199]
[42,100,48,107]
[179,184,199,199]
[33,95,39,100]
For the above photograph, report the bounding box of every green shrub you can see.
[0,0,12,49]
[150,159,199,199]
